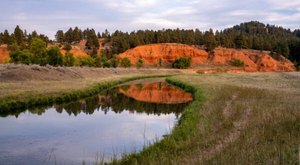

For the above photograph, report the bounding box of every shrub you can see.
[172,57,191,69]
[9,49,33,64]
[76,56,96,67]
[136,58,144,68]
[110,57,119,68]
[120,57,131,68]
[231,58,245,67]
[64,52,75,66]
[47,46,63,66]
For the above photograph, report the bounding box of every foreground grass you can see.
[112,73,300,164]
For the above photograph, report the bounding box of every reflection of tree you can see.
[1,82,191,118]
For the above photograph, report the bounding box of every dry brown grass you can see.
[0,65,192,103]
[171,73,300,164]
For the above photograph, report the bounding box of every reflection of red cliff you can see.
[118,82,193,104]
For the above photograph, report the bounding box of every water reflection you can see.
[0,81,192,164]
[1,82,192,118]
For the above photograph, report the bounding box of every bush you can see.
[9,49,33,64]
[64,52,75,66]
[120,57,131,68]
[136,58,144,68]
[47,46,63,66]
[231,58,245,67]
[76,56,96,67]
[172,57,191,69]
[110,57,119,68]
[103,60,112,68]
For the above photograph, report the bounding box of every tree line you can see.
[0,21,300,67]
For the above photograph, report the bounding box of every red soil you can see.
[0,46,9,64]
[60,49,89,58]
[212,48,295,72]
[119,44,296,72]
[118,43,208,67]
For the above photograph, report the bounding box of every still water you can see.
[0,81,192,165]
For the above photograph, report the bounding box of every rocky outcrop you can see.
[118,43,208,66]
[0,46,9,64]
[211,48,296,72]
[118,44,296,72]
[118,82,193,104]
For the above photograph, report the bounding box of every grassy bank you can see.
[112,73,300,164]
[0,74,172,113]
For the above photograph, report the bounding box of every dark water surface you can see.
[0,81,192,165]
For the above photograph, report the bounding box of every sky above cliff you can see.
[1,0,300,39]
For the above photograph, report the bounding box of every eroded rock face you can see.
[0,46,9,64]
[118,43,209,66]
[118,44,296,72]
[212,48,296,72]
[118,82,193,104]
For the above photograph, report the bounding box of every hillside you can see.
[118,43,208,67]
[118,44,296,72]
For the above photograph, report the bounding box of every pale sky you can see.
[1,0,300,39]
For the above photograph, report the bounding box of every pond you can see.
[0,80,193,165]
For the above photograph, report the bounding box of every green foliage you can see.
[63,43,72,51]
[158,58,163,67]
[231,58,245,67]
[274,42,290,57]
[172,57,192,69]
[110,57,120,68]
[47,47,63,66]
[7,43,20,53]
[13,25,24,46]
[99,56,112,68]
[55,30,64,43]
[85,29,99,49]
[136,58,144,68]
[9,49,33,64]
[120,57,131,68]
[76,56,96,67]
[203,29,217,51]
[30,38,48,65]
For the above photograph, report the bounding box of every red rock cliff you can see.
[211,48,296,72]
[118,43,208,66]
[0,46,9,64]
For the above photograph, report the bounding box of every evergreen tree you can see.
[2,30,12,44]
[55,30,64,43]
[203,29,217,51]
[13,25,24,46]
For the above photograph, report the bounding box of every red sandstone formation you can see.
[0,45,9,64]
[118,44,296,72]
[212,47,296,72]
[118,43,209,67]
[118,82,193,104]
